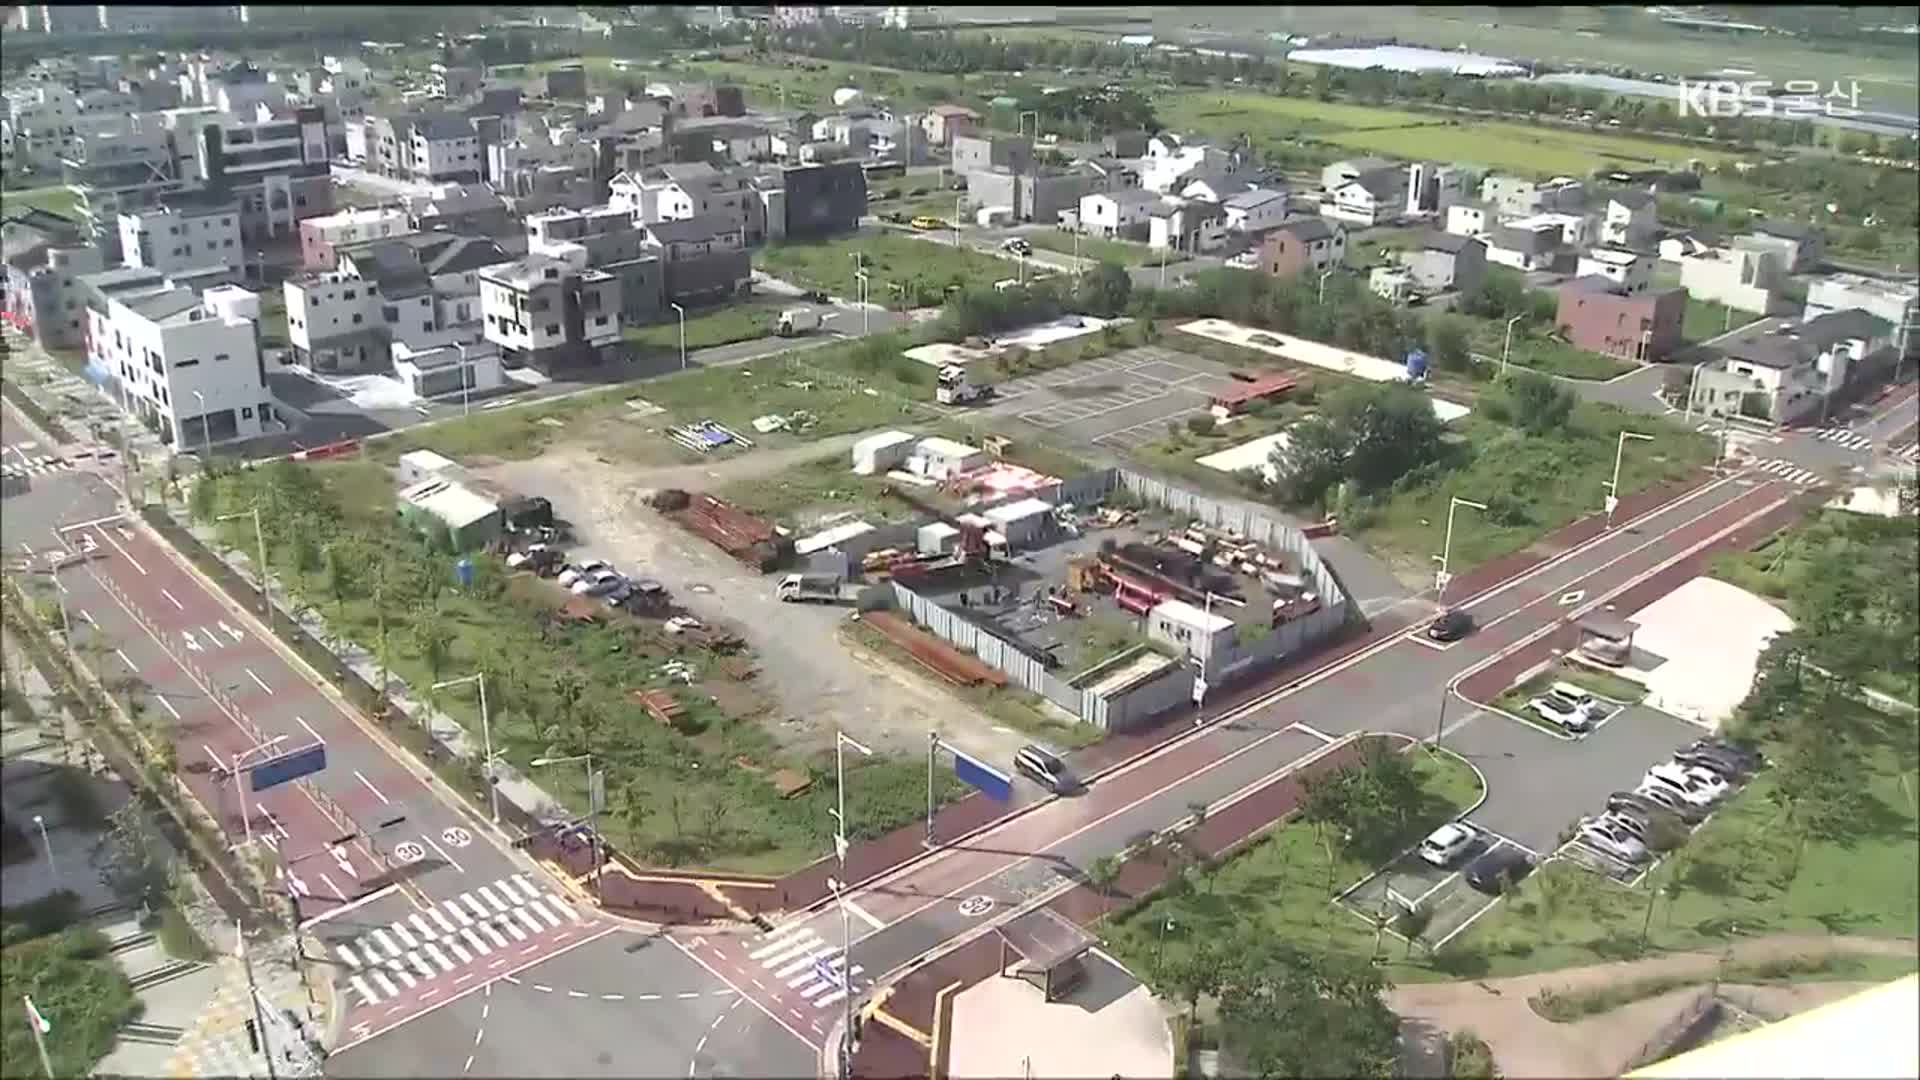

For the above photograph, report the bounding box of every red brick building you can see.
[1259,218,1346,279]
[1555,276,1687,362]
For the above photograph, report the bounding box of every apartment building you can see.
[1556,276,1686,362]
[409,113,482,184]
[284,231,508,371]
[919,104,980,146]
[1485,221,1563,272]
[299,206,413,271]
[428,64,483,102]
[180,106,334,243]
[117,194,246,277]
[4,83,139,170]
[1734,220,1824,273]
[525,204,667,325]
[1804,273,1918,358]
[2,208,105,349]
[59,117,198,259]
[478,254,623,372]
[83,277,276,447]
[1480,174,1585,216]
[638,215,751,303]
[950,132,1033,179]
[1149,199,1228,254]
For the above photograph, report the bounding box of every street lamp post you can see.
[1432,496,1488,600]
[828,875,857,1079]
[432,673,496,824]
[219,735,288,852]
[1072,229,1081,272]
[953,194,963,249]
[532,754,600,900]
[191,389,210,460]
[669,302,686,370]
[1500,314,1524,377]
[31,814,55,883]
[854,270,870,336]
[216,506,272,622]
[827,729,871,1080]
[1683,361,1706,423]
[1605,431,1655,527]
[1317,269,1333,304]
[1159,243,1170,290]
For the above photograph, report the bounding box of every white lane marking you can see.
[423,942,456,973]
[799,980,833,999]
[478,921,509,949]
[298,883,400,930]
[258,805,290,838]
[638,994,660,1001]
[160,587,183,610]
[533,984,553,994]
[603,993,624,1001]
[320,873,346,901]
[91,526,146,574]
[245,668,271,693]
[758,934,822,969]
[567,990,589,999]
[114,647,135,668]
[678,992,701,1000]
[423,832,465,873]
[1292,722,1337,744]
[335,943,361,967]
[156,694,181,720]
[499,918,527,943]
[842,898,885,932]
[409,914,438,940]
[815,989,847,1007]
[459,894,489,921]
[512,908,543,936]
[509,875,541,902]
[409,952,435,980]
[748,924,814,958]
[478,885,508,912]
[526,898,563,929]
[296,716,324,744]
[392,924,418,950]
[549,894,583,921]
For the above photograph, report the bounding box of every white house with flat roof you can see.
[87,280,276,448]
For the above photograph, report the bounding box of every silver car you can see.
[1579,820,1648,863]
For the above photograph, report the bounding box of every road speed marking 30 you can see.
[441,827,472,848]
[393,841,427,864]
[958,895,994,917]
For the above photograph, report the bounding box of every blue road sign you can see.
[249,742,327,792]
[952,748,1012,802]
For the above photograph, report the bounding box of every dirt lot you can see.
[475,430,1054,769]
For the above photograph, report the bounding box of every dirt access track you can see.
[475,431,1048,767]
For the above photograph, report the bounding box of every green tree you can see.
[1074,259,1133,318]
[188,473,218,522]
[92,802,170,907]
[410,618,453,688]
[1154,936,1224,1022]
[1218,936,1398,1078]
[1501,370,1575,434]
[1426,314,1472,372]
[1086,855,1121,924]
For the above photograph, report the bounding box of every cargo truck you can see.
[775,573,863,604]
[777,307,820,336]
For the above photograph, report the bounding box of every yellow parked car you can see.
[909,215,946,230]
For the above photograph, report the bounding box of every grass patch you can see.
[0,184,80,219]
[840,620,1103,751]
[1681,297,1761,344]
[1492,661,1647,734]
[1352,403,1714,572]
[1460,316,1635,381]
[194,458,964,875]
[755,232,1010,309]
[714,452,908,530]
[1449,1031,1495,1079]
[1327,119,1732,179]
[623,300,781,354]
[1530,971,1701,1022]
[1102,750,1485,986]
[1456,699,1918,976]
[0,909,140,1078]
[151,905,213,963]
[1026,229,1166,268]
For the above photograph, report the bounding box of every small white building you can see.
[1804,273,1919,358]
[117,198,244,277]
[392,339,503,401]
[983,497,1053,548]
[1147,598,1235,672]
[1681,247,1781,315]
[1574,248,1654,294]
[1220,189,1288,235]
[1077,189,1161,240]
[917,521,961,556]
[852,430,917,475]
[1370,265,1415,303]
[1445,202,1491,240]
[396,448,461,487]
[1601,192,1658,248]
[1506,211,1592,249]
[914,436,988,479]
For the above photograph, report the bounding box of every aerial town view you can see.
[0,4,1915,1078]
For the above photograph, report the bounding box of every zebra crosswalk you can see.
[1810,427,1874,452]
[334,875,582,1007]
[1745,457,1823,486]
[0,453,67,480]
[744,923,867,1010]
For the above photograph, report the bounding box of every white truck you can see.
[777,307,821,336]
[936,364,991,406]
[775,573,863,604]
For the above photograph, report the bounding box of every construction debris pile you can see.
[652,490,793,571]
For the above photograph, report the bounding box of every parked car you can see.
[1690,738,1764,771]
[1606,791,1696,827]
[1463,847,1534,894]
[1000,237,1033,256]
[571,569,626,596]
[506,543,555,570]
[1014,744,1080,796]
[910,215,946,230]
[602,580,636,608]
[1674,740,1762,777]
[1548,682,1609,724]
[1578,820,1649,863]
[1529,694,1592,733]
[1638,772,1717,809]
[1626,784,1708,823]
[556,559,608,588]
[1650,762,1730,802]
[1428,608,1475,642]
[1600,811,1651,843]
[1418,822,1478,868]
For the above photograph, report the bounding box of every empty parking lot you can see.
[983,346,1242,452]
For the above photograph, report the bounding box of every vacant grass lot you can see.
[675,57,958,112]
[1026,229,1168,268]
[1681,296,1762,344]
[1102,749,1485,985]
[0,184,80,218]
[623,300,781,354]
[1460,317,1637,381]
[1456,700,1919,978]
[199,460,961,874]
[1354,404,1715,572]
[756,232,1008,309]
[1324,119,1733,178]
[715,451,912,530]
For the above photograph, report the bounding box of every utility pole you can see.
[238,922,280,1080]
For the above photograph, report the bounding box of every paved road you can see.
[670,469,1801,1066]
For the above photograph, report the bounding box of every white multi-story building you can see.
[5,83,138,170]
[409,113,482,183]
[1505,211,1592,249]
[298,206,412,270]
[1600,192,1658,249]
[1804,273,1919,358]
[1574,247,1654,295]
[284,231,507,371]
[117,197,245,276]
[478,254,623,373]
[1681,247,1781,315]
[87,280,276,448]
[1077,188,1162,239]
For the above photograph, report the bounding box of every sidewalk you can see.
[163,911,328,1079]
[3,327,172,469]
